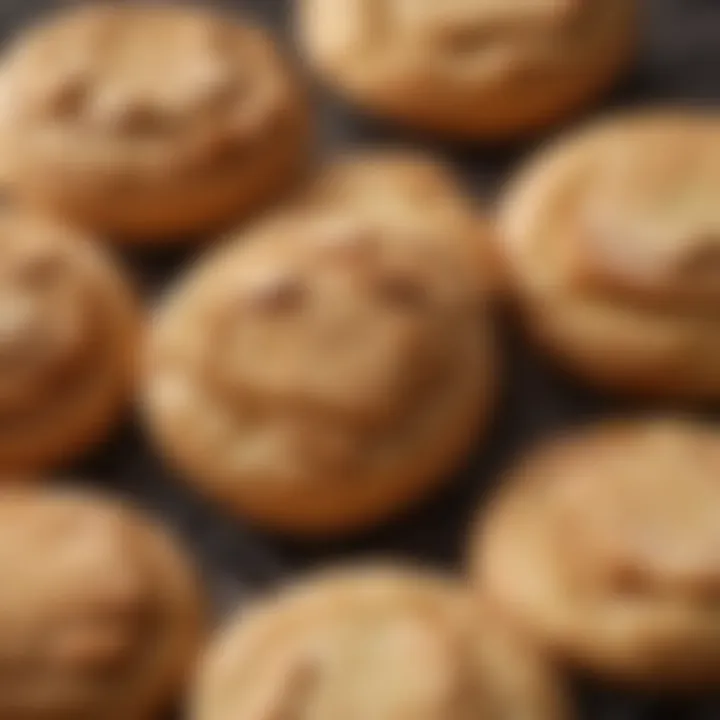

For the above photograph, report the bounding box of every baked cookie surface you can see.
[499,111,720,398]
[298,0,636,138]
[0,485,204,720]
[192,567,570,720]
[300,151,499,291]
[0,209,139,472]
[143,191,496,535]
[0,4,310,240]
[471,419,720,686]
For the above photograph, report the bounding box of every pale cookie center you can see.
[174,224,468,484]
[210,259,442,429]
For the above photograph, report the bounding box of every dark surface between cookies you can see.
[6,0,719,717]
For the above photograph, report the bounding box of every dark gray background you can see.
[6,0,720,717]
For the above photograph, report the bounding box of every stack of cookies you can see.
[0,1,715,718]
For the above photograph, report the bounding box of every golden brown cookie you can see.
[300,151,500,292]
[298,0,636,139]
[471,419,720,687]
[499,110,720,399]
[0,4,310,240]
[0,484,204,720]
[191,566,571,720]
[142,199,497,536]
[0,209,139,472]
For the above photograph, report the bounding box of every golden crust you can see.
[471,418,720,687]
[0,4,310,240]
[298,0,636,139]
[0,208,139,472]
[142,166,497,535]
[298,152,502,293]
[499,110,720,398]
[0,484,205,720]
[192,566,570,720]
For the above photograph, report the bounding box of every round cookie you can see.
[0,4,310,240]
[471,419,720,687]
[142,202,496,536]
[191,566,571,720]
[298,0,636,139]
[300,151,500,292]
[499,111,720,399]
[0,209,139,472]
[0,484,204,720]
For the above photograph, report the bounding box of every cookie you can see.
[0,209,139,472]
[300,151,500,292]
[0,4,310,240]
[499,111,720,399]
[298,0,636,139]
[191,566,571,720]
[0,484,204,720]
[142,200,496,535]
[471,419,720,687]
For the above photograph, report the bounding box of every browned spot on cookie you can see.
[113,100,168,136]
[47,620,138,672]
[200,69,242,114]
[610,561,649,598]
[16,254,65,289]
[376,272,428,310]
[247,274,307,314]
[440,23,492,56]
[47,72,90,119]
[676,238,720,280]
